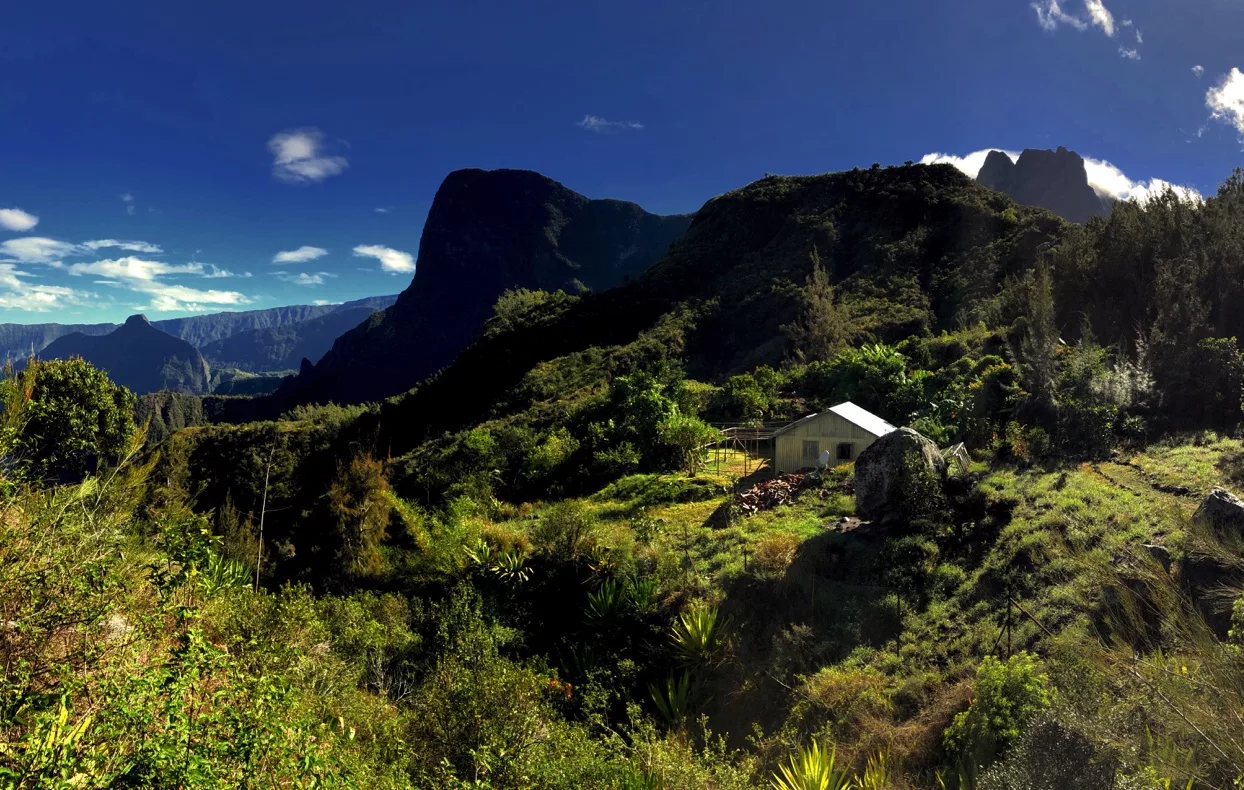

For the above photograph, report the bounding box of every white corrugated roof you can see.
[773,401,897,438]
[827,401,898,437]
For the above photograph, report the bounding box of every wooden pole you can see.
[254,434,276,593]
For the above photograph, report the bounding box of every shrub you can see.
[943,653,1052,765]
[531,500,597,561]
[754,532,801,575]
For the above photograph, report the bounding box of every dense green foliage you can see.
[11,162,1244,787]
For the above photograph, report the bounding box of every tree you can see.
[657,413,719,476]
[326,453,393,579]
[1015,263,1060,414]
[782,248,853,363]
[9,357,136,480]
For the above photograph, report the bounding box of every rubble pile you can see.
[735,473,810,516]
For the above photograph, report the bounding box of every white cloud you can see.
[0,263,86,312]
[0,208,39,232]
[0,237,80,264]
[921,148,1202,206]
[1193,65,1205,77]
[1207,68,1244,134]
[83,239,163,254]
[1032,0,1088,32]
[312,299,340,306]
[272,245,328,264]
[1084,0,1115,36]
[120,193,135,216]
[203,264,249,279]
[63,255,251,312]
[1135,29,1142,44]
[576,115,645,133]
[1119,47,1140,60]
[920,149,1022,177]
[268,128,349,184]
[352,244,415,273]
[274,271,336,286]
[374,207,390,213]
[65,257,204,281]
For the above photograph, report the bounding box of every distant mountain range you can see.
[276,168,692,405]
[2,296,397,379]
[976,146,1112,223]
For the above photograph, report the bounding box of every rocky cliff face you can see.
[977,147,1112,223]
[39,314,212,394]
[277,168,691,405]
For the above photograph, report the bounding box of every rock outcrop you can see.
[276,168,691,406]
[977,147,1112,223]
[1192,486,1244,539]
[854,427,946,521]
[1177,486,1244,638]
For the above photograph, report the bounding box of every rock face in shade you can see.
[39,314,212,394]
[977,147,1113,223]
[276,168,692,405]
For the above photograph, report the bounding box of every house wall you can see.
[773,411,882,474]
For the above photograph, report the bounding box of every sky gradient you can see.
[2,0,1243,323]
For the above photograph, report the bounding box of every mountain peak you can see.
[976,146,1110,223]
[124,313,152,328]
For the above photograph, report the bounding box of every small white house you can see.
[771,402,897,475]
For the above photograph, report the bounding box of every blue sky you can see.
[2,0,1243,323]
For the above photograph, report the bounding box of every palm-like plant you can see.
[649,671,696,726]
[626,576,658,612]
[857,751,889,790]
[771,740,853,790]
[670,603,723,667]
[492,549,530,584]
[587,578,625,622]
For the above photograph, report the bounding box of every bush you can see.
[531,500,597,561]
[944,652,1052,765]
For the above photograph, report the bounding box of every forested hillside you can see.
[6,162,1244,788]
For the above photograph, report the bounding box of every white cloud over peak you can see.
[83,239,163,254]
[576,115,645,133]
[920,148,1202,206]
[353,244,414,273]
[268,128,349,184]
[64,255,251,312]
[0,237,80,264]
[1207,68,1244,134]
[274,271,336,286]
[65,257,204,281]
[0,208,39,232]
[272,245,328,264]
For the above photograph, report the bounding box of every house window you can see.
[836,442,854,461]
[801,440,819,462]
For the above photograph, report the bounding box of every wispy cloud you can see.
[0,237,80,264]
[272,245,328,264]
[268,128,348,184]
[203,264,249,279]
[1207,68,1244,135]
[1032,0,1116,36]
[576,115,644,133]
[1032,0,1088,32]
[83,239,163,254]
[66,256,250,312]
[1084,0,1115,36]
[274,271,336,286]
[0,263,85,312]
[921,148,1202,205]
[1193,65,1205,77]
[120,193,135,216]
[374,207,390,214]
[352,244,415,273]
[1119,47,1140,60]
[0,208,39,232]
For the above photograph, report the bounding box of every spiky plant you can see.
[857,751,890,790]
[587,578,625,622]
[649,671,696,726]
[670,603,723,667]
[626,576,658,612]
[492,549,530,585]
[771,740,853,790]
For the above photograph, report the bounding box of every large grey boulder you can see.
[1192,487,1244,539]
[854,427,946,522]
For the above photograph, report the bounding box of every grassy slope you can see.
[479,435,1238,772]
